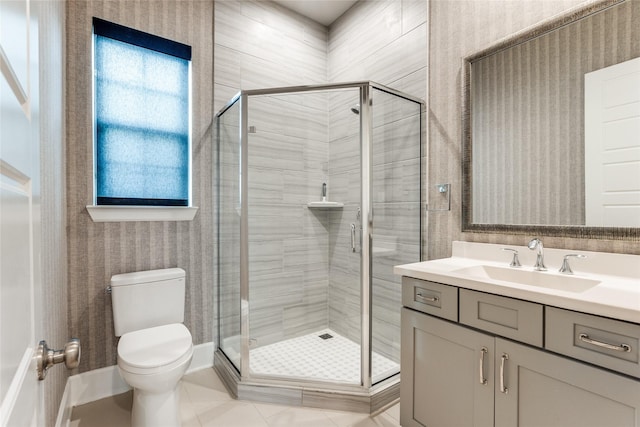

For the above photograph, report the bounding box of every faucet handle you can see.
[559,254,587,275]
[527,238,542,250]
[501,248,521,268]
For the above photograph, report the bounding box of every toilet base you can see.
[131,384,182,427]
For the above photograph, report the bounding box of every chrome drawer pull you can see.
[415,292,439,303]
[479,347,488,385]
[578,333,631,353]
[500,353,509,394]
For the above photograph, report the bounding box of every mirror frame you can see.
[461,0,639,241]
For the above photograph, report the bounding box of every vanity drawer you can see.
[401,277,458,322]
[546,307,640,379]
[459,289,543,347]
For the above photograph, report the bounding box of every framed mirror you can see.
[462,0,640,240]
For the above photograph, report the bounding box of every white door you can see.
[0,0,44,426]
[584,57,640,227]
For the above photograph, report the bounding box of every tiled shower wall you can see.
[326,0,427,361]
[214,0,427,357]
[66,0,214,372]
[326,89,363,344]
[247,94,331,345]
[213,0,328,112]
[214,0,331,347]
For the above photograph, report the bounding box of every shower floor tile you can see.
[250,329,399,383]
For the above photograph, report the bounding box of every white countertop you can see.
[394,241,640,324]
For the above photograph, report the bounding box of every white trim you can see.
[186,341,214,374]
[68,366,130,408]
[54,377,73,427]
[0,348,35,427]
[55,342,214,427]
[0,45,28,107]
[86,206,198,222]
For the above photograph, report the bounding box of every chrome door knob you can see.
[36,338,81,380]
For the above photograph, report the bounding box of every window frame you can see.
[88,17,197,221]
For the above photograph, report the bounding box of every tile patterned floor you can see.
[250,329,399,383]
[70,368,401,427]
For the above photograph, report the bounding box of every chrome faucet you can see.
[501,248,521,267]
[527,238,547,271]
[559,254,587,274]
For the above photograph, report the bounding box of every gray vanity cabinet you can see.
[495,337,640,427]
[400,277,640,427]
[401,308,494,427]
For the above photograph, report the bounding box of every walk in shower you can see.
[215,82,422,412]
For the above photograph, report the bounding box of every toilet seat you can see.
[118,323,193,375]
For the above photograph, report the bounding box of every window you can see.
[93,18,191,207]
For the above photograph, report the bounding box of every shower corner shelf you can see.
[307,201,344,209]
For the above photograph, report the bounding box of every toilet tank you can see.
[110,268,186,336]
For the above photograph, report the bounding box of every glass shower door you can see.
[215,83,423,391]
[325,87,363,384]
[244,87,364,384]
[370,87,422,384]
[217,98,242,371]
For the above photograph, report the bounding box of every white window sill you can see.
[86,205,199,222]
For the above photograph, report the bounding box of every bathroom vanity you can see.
[396,241,640,427]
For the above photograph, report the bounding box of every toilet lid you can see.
[118,323,192,369]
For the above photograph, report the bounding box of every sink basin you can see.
[454,265,601,293]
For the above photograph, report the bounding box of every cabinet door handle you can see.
[500,353,509,394]
[578,333,631,353]
[415,293,439,303]
[479,347,488,385]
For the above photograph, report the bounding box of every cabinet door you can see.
[495,338,640,427]
[401,308,494,427]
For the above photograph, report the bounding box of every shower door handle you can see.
[350,223,356,252]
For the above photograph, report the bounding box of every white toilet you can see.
[110,268,193,427]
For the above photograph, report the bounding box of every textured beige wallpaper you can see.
[428,0,640,259]
[66,0,214,372]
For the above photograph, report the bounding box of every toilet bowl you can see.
[110,268,192,427]
[118,324,193,427]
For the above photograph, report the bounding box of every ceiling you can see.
[272,0,359,26]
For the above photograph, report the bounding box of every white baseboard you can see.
[187,341,214,374]
[55,341,214,427]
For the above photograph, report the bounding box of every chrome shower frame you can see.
[214,81,424,412]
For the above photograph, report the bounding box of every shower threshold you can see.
[214,329,400,413]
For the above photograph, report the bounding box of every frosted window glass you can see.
[94,29,190,206]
